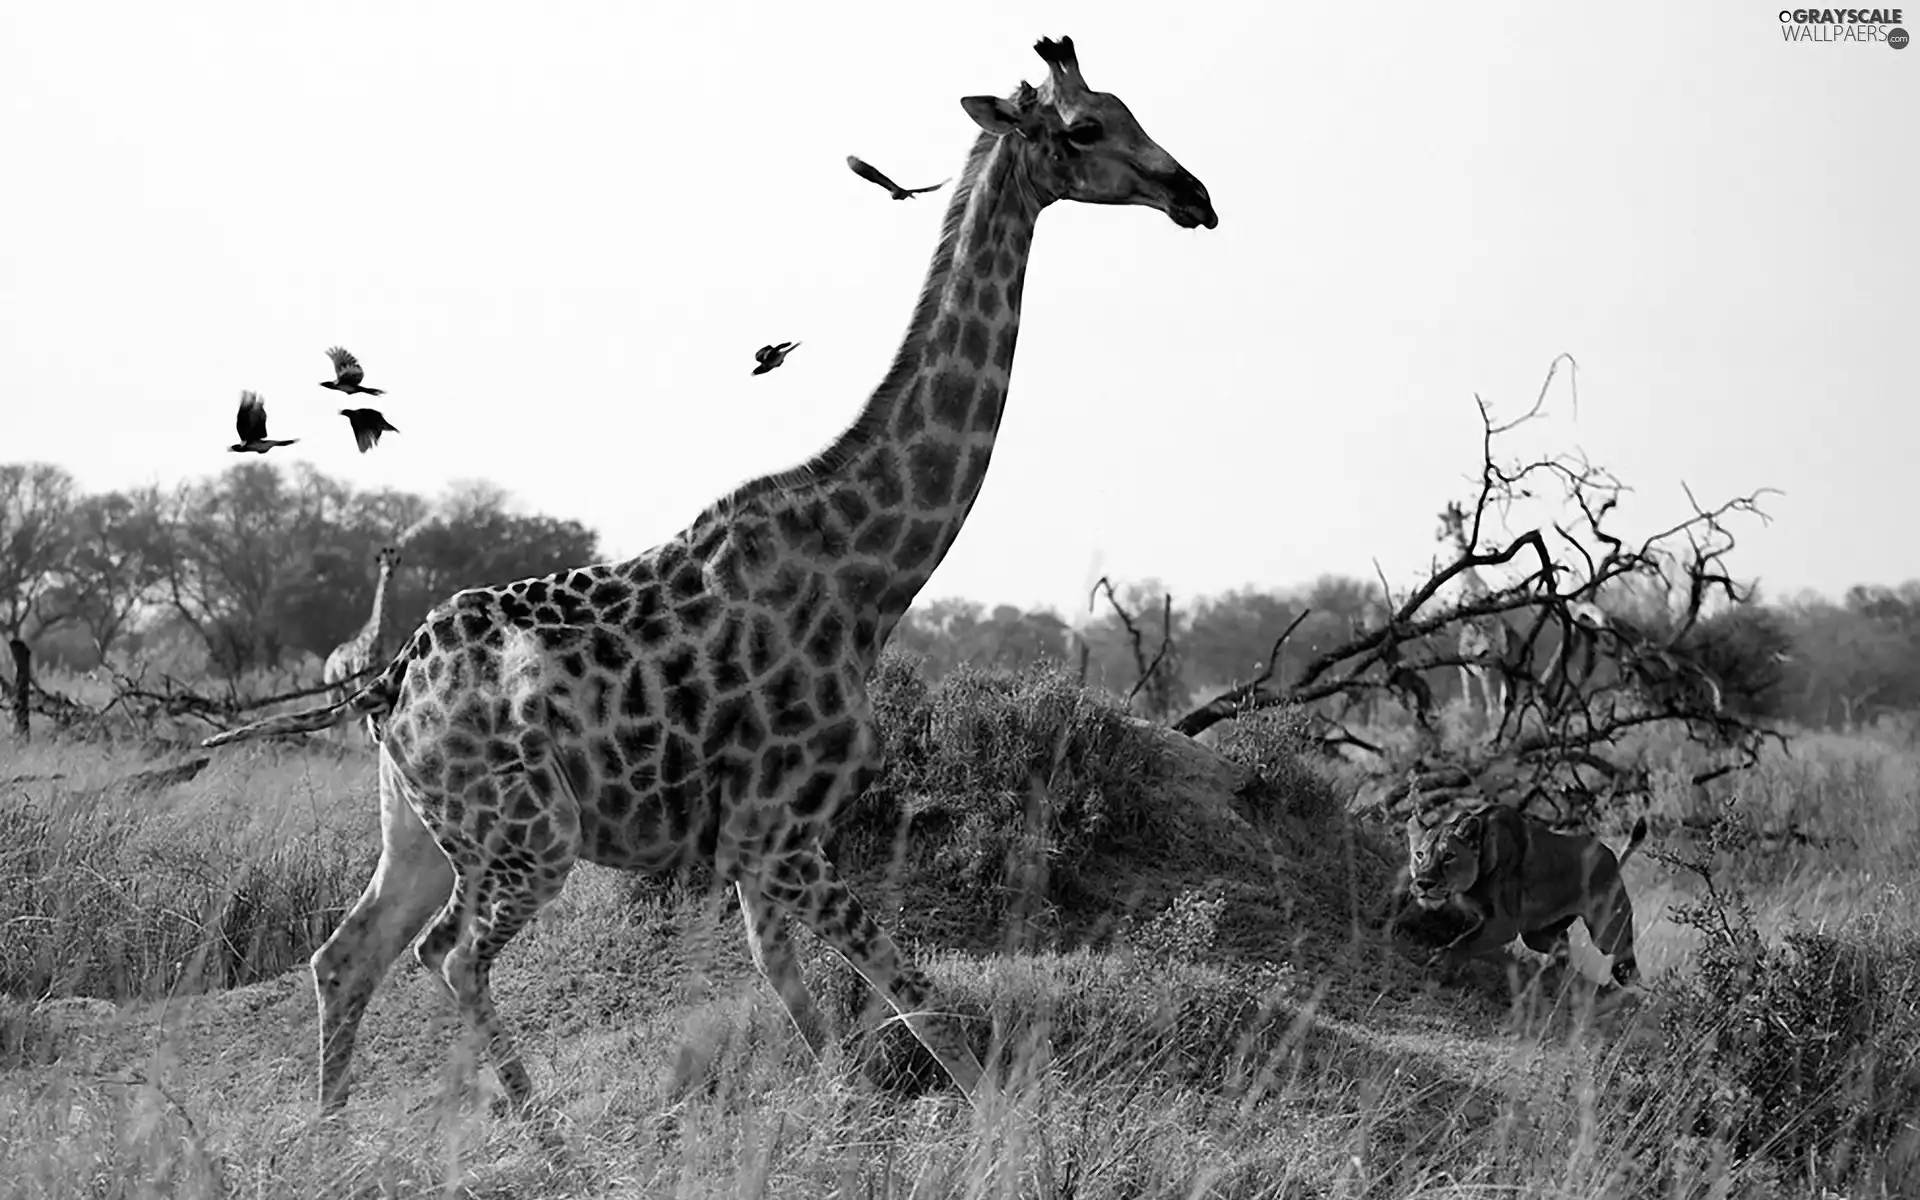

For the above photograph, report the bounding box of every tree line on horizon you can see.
[2,458,1916,734]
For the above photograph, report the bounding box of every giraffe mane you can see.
[693,124,1002,524]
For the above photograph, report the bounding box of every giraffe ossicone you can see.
[203,33,1215,1116]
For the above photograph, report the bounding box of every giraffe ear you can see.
[961,95,1023,137]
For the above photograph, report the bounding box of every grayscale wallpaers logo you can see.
[1779,8,1909,45]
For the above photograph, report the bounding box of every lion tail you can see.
[1616,815,1650,868]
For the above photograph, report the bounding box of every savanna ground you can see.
[2,652,1918,1199]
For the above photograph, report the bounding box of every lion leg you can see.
[1519,915,1580,988]
[1520,915,1577,967]
[1429,914,1498,972]
[1587,886,1640,986]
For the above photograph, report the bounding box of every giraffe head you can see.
[376,544,402,573]
[960,36,1216,230]
[1436,501,1471,550]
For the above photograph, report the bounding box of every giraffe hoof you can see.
[488,1092,547,1122]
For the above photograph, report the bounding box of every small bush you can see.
[833,650,1162,923]
[1648,805,1920,1189]
[1204,705,1350,828]
[1127,888,1228,963]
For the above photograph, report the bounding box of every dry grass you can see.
[2,655,1916,1198]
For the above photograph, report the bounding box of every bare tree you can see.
[1173,355,1786,826]
[1087,576,1182,717]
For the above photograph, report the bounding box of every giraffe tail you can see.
[200,700,357,746]
[201,643,410,749]
[1615,815,1650,869]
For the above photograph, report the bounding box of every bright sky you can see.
[3,2,1913,618]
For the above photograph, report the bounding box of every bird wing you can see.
[236,391,267,442]
[847,155,903,194]
[326,345,365,387]
[903,179,950,195]
[780,341,800,355]
[349,411,377,453]
[344,408,397,453]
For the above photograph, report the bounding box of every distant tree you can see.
[155,464,349,673]
[273,485,435,659]
[403,483,599,610]
[46,486,168,662]
[1805,583,1920,726]
[1674,601,1796,720]
[1184,587,1305,690]
[0,462,79,639]
[892,599,1071,680]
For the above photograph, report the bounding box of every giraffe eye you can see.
[1065,120,1103,146]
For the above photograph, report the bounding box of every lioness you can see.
[1402,805,1650,986]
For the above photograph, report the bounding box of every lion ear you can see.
[1456,814,1484,843]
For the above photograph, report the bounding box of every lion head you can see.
[1404,811,1488,909]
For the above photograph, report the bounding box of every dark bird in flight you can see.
[752,341,801,376]
[230,391,298,454]
[321,346,385,396]
[340,408,399,454]
[846,155,949,200]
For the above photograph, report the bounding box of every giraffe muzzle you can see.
[1159,167,1217,230]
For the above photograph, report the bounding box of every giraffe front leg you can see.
[757,846,984,1100]
[311,756,454,1114]
[736,878,831,1055]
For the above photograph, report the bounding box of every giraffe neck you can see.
[1458,564,1491,601]
[837,131,1040,632]
[364,564,391,656]
[692,128,1044,653]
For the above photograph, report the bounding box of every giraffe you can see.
[1437,502,1514,732]
[201,35,1215,1116]
[323,545,403,739]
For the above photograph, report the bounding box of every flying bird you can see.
[230,391,298,454]
[846,155,949,200]
[321,346,385,396]
[752,341,801,375]
[340,408,399,454]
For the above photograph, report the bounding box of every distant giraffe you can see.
[201,35,1216,1116]
[323,545,402,738]
[1437,502,1513,732]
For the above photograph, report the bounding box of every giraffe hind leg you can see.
[736,877,831,1054]
[415,773,581,1114]
[311,751,454,1113]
